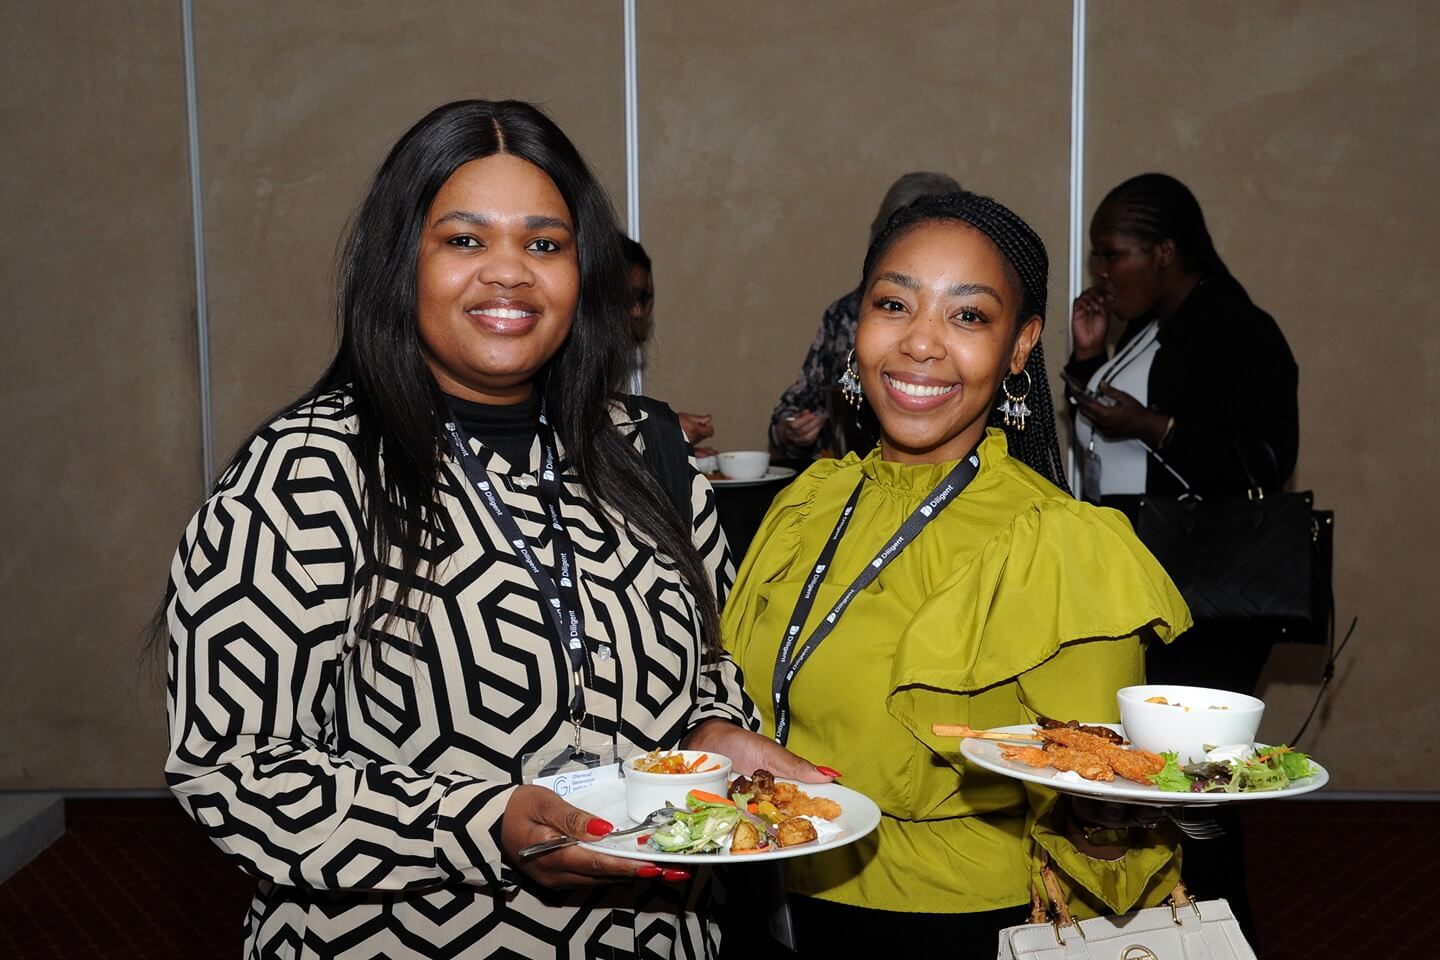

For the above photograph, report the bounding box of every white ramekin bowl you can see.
[623,750,732,822]
[1118,684,1264,765]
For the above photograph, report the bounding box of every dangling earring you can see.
[838,348,863,409]
[997,369,1032,432]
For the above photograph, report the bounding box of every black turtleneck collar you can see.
[446,391,542,468]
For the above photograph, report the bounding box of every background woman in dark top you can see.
[1064,172,1299,943]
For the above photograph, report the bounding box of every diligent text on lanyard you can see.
[442,406,598,753]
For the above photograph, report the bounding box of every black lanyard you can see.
[442,405,594,742]
[771,449,984,746]
[1099,319,1159,385]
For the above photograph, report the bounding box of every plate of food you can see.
[946,716,1328,807]
[706,467,797,488]
[576,753,880,864]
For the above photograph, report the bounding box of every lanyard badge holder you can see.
[443,406,627,800]
[1081,436,1103,504]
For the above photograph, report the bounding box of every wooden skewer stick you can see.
[931,723,1041,742]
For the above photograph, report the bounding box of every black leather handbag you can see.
[1105,444,1334,644]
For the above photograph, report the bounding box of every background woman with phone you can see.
[1063,173,1300,943]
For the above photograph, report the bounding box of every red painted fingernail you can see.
[662,868,691,882]
[636,865,663,878]
[586,818,614,837]
[815,766,842,778]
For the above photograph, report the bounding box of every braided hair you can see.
[861,191,1070,492]
[1096,173,1232,283]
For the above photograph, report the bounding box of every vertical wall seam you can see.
[1068,0,1087,324]
[1066,0,1087,490]
[182,0,214,490]
[623,0,642,394]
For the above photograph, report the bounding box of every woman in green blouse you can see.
[723,193,1190,956]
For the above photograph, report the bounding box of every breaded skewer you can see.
[1036,728,1165,783]
[1001,744,1114,781]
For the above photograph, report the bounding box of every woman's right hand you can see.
[1070,287,1112,362]
[775,409,825,449]
[499,784,686,888]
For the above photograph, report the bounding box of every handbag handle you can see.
[1028,859,1196,932]
[1143,431,1282,499]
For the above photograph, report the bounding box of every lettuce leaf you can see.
[1149,752,1195,792]
[1274,747,1317,781]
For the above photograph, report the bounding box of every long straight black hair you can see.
[145,100,720,663]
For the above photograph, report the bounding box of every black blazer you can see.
[1067,275,1299,497]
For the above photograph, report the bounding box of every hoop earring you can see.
[997,369,1032,432]
[838,349,864,409]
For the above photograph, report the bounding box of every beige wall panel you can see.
[196,1,627,463]
[0,2,198,787]
[638,1,1075,452]
[1086,0,1440,788]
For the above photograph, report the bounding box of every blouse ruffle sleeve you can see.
[886,498,1189,742]
[883,497,1190,914]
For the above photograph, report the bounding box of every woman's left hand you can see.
[1064,797,1167,861]
[682,719,838,784]
[1075,384,1169,446]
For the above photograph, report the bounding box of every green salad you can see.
[1150,744,1318,794]
[648,794,742,854]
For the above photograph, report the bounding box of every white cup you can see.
[717,450,770,481]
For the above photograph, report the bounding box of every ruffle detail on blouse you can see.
[885,497,1192,749]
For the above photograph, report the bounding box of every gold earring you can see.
[997,369,1032,432]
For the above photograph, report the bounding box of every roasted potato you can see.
[731,819,762,852]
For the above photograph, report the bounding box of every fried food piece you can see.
[1002,743,1113,782]
[778,796,843,821]
[1035,716,1125,744]
[734,774,842,820]
[1041,746,1115,781]
[1000,745,1054,768]
[775,817,818,847]
[1037,727,1131,755]
[731,819,762,852]
[1100,747,1166,784]
[1037,728,1165,783]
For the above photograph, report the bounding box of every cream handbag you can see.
[997,862,1257,960]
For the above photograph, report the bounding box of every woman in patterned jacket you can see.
[159,99,833,959]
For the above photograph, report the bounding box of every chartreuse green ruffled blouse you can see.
[722,430,1193,917]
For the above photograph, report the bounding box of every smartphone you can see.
[1061,370,1117,407]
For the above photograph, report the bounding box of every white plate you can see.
[577,779,879,864]
[959,724,1329,807]
[709,467,797,488]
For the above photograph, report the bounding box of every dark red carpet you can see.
[0,798,1433,957]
